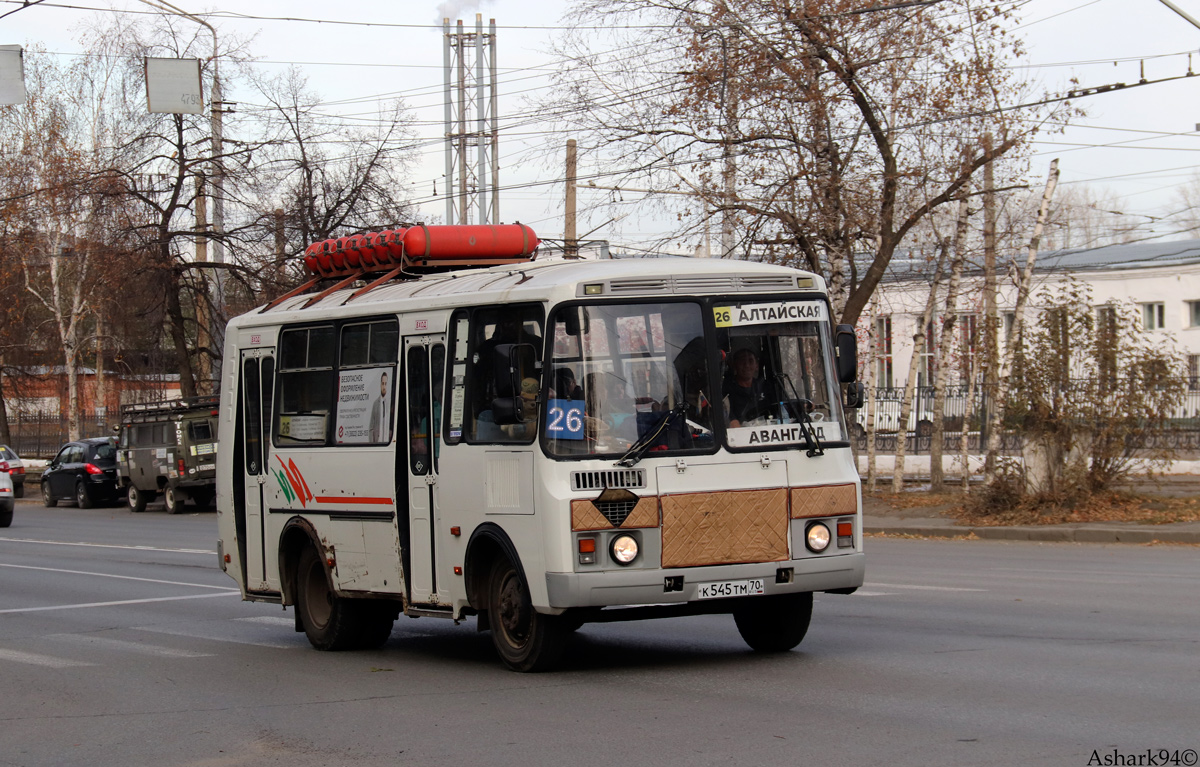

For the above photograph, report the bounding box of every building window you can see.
[959,314,979,383]
[1189,355,1200,391]
[874,316,893,389]
[916,317,936,387]
[1142,302,1165,331]
[1003,312,1015,343]
[1188,301,1200,328]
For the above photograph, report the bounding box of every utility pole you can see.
[565,139,577,256]
[981,133,998,476]
[194,174,211,394]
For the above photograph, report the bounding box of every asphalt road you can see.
[1,497,1197,767]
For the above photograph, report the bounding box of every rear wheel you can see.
[296,546,363,651]
[13,484,23,499]
[486,557,568,672]
[191,488,215,509]
[75,481,94,509]
[127,484,150,513]
[163,487,184,514]
[0,509,12,528]
[41,481,56,508]
[733,592,813,653]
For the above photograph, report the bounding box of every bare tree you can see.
[548,0,1062,324]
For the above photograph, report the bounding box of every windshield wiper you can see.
[775,372,824,458]
[616,403,687,468]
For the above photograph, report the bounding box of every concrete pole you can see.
[490,18,499,224]
[565,139,577,255]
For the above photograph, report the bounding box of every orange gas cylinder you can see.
[403,224,538,260]
[358,232,384,267]
[331,236,356,270]
[303,242,324,275]
[343,234,366,268]
[315,240,334,274]
[379,229,408,264]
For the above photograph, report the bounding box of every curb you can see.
[865,522,1200,544]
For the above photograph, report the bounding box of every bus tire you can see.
[733,592,813,653]
[355,602,396,650]
[127,485,149,513]
[296,545,360,651]
[486,556,567,672]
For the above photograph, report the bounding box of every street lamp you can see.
[137,0,226,388]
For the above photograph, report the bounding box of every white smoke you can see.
[435,0,494,24]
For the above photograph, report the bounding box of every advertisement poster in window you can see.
[336,367,392,444]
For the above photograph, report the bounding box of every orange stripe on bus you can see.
[313,496,394,505]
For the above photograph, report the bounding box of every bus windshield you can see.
[715,299,847,448]
[545,301,714,458]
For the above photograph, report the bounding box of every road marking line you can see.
[0,563,234,590]
[869,582,987,592]
[0,592,239,614]
[135,625,300,649]
[0,537,213,555]
[49,634,215,658]
[852,590,896,597]
[235,616,294,626]
[0,649,95,668]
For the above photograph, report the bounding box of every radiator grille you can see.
[596,499,639,526]
[571,469,646,491]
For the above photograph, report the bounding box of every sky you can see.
[5,0,1200,252]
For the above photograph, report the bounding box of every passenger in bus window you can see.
[553,367,584,401]
[502,377,541,439]
[725,348,775,427]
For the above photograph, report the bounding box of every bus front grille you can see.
[571,469,646,491]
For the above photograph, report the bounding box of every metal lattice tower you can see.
[444,15,498,226]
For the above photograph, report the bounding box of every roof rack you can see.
[261,223,540,313]
[119,395,221,421]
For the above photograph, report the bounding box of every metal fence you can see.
[2,416,115,459]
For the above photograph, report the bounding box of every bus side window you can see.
[450,305,544,445]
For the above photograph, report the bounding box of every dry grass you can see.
[866,488,1200,526]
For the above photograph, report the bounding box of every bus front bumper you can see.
[544,551,864,610]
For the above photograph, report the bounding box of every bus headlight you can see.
[805,522,832,553]
[610,534,639,565]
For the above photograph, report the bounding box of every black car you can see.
[41,437,123,508]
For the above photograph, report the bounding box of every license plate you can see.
[696,578,766,600]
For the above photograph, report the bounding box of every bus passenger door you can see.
[239,348,275,592]
[403,336,446,606]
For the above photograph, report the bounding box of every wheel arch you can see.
[464,523,527,611]
[278,517,326,607]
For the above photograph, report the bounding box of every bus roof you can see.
[232,256,825,330]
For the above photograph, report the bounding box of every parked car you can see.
[117,395,219,513]
[0,444,26,498]
[41,437,123,508]
[0,468,13,527]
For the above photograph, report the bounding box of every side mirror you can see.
[835,324,858,383]
[491,342,536,398]
[490,396,525,425]
[844,382,866,409]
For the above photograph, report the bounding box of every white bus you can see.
[216,225,866,671]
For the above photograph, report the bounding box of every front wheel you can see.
[163,487,184,514]
[733,592,814,653]
[295,546,362,651]
[41,481,56,508]
[486,557,568,672]
[75,481,94,509]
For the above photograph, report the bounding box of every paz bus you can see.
[215,224,866,672]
